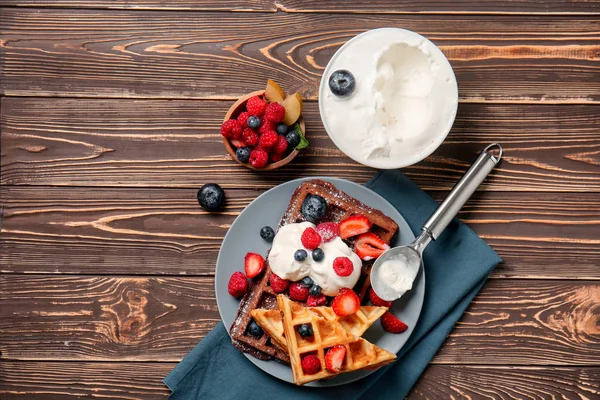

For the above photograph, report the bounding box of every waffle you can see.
[277,295,396,385]
[251,305,387,352]
[229,179,399,364]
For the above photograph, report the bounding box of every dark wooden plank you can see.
[0,0,597,14]
[0,276,598,364]
[1,362,598,400]
[1,186,599,279]
[2,98,599,191]
[1,9,599,102]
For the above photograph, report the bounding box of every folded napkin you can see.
[165,170,502,399]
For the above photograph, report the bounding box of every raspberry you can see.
[307,294,327,306]
[369,288,393,308]
[269,273,290,293]
[259,119,276,135]
[220,119,239,139]
[246,96,267,117]
[273,135,288,155]
[316,222,339,243]
[301,227,321,250]
[237,112,250,127]
[301,354,321,375]
[242,128,259,147]
[289,282,309,302]
[265,102,285,123]
[226,120,243,139]
[249,149,269,168]
[271,153,284,163]
[227,271,248,298]
[333,257,354,277]
[259,130,279,149]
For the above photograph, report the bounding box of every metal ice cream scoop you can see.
[371,144,503,301]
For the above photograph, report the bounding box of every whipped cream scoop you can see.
[372,144,502,301]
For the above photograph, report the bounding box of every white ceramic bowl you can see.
[319,28,458,169]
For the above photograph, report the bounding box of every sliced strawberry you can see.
[338,215,371,239]
[354,232,389,260]
[380,311,408,333]
[369,288,393,308]
[230,139,245,148]
[244,252,265,278]
[325,345,346,373]
[331,289,360,316]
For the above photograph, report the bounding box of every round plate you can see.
[215,177,425,386]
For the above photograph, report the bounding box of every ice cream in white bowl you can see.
[319,28,458,169]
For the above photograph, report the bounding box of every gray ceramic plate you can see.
[215,177,425,386]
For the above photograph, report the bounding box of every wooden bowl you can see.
[222,90,305,170]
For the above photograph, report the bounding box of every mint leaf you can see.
[294,123,309,150]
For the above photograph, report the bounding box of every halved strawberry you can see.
[244,252,265,278]
[338,215,371,239]
[380,311,408,333]
[331,289,360,316]
[354,232,389,260]
[325,345,346,373]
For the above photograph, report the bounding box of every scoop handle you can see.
[423,144,502,240]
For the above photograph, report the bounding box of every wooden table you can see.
[1,2,599,399]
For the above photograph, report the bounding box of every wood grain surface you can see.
[2,98,599,191]
[1,9,599,102]
[0,276,598,364]
[1,362,597,400]
[1,186,599,278]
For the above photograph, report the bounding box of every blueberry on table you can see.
[329,69,355,97]
[260,226,275,242]
[309,284,322,296]
[197,183,225,211]
[301,195,328,223]
[236,147,251,163]
[248,321,264,337]
[276,122,289,136]
[294,249,308,261]
[285,131,300,149]
[247,116,260,129]
[312,248,324,262]
[298,323,314,338]
[301,276,314,288]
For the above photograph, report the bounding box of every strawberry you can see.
[289,282,309,301]
[315,222,339,243]
[331,289,360,316]
[237,111,250,127]
[325,345,346,373]
[338,215,371,239]
[227,271,248,298]
[269,273,290,293]
[380,311,408,333]
[332,257,354,277]
[246,96,267,117]
[244,252,265,278]
[306,294,326,306]
[230,139,245,148]
[368,288,393,308]
[301,354,321,375]
[301,227,321,250]
[354,232,389,260]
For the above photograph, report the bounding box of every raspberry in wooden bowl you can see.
[221,80,308,170]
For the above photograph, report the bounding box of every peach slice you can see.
[282,91,303,126]
[265,79,286,104]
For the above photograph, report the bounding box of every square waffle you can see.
[229,179,398,363]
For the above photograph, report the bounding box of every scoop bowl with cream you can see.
[319,28,458,169]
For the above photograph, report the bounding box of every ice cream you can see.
[319,28,458,169]
[268,222,362,296]
[374,252,420,300]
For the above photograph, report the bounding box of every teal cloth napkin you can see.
[164,170,502,399]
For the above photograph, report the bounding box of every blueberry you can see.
[260,226,275,242]
[298,323,313,338]
[236,146,251,163]
[301,276,314,288]
[301,195,327,223]
[285,131,300,149]
[276,122,289,136]
[329,69,355,97]
[197,183,225,211]
[247,116,260,129]
[248,320,263,337]
[312,248,324,262]
[309,284,322,296]
[294,249,308,261]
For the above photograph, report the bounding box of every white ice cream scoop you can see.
[371,144,503,301]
